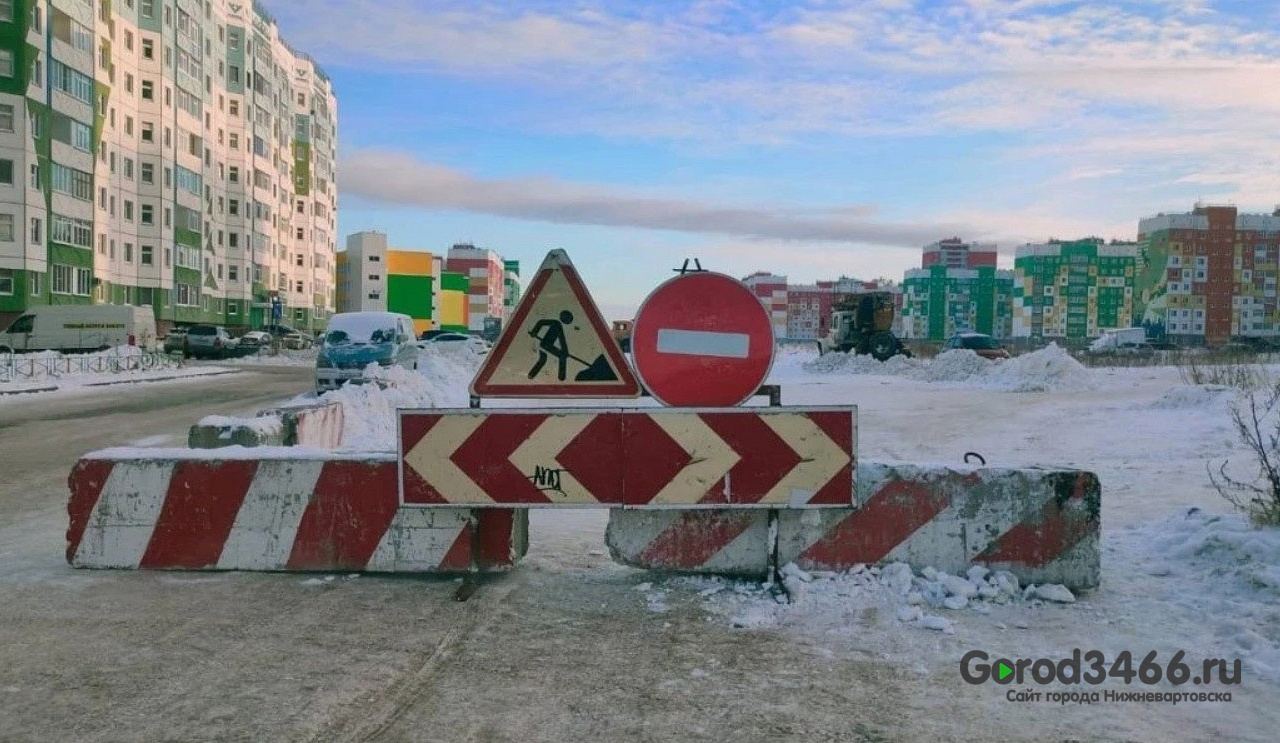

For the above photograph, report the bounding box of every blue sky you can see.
[271,0,1280,318]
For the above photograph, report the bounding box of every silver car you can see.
[185,325,239,359]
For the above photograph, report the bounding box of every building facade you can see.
[337,230,443,335]
[336,230,385,312]
[1011,238,1137,340]
[0,0,338,333]
[444,243,504,333]
[901,265,1014,340]
[1136,204,1280,345]
[921,237,998,270]
[742,271,787,340]
[437,269,467,332]
[502,258,519,318]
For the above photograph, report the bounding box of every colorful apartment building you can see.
[901,239,1012,340]
[0,0,338,333]
[901,265,1014,340]
[437,270,468,332]
[742,272,787,340]
[1136,204,1280,345]
[503,259,520,318]
[1011,238,1138,340]
[445,243,505,333]
[337,231,440,335]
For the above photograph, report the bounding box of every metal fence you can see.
[0,351,182,383]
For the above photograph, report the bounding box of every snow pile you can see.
[1142,385,1233,410]
[916,349,991,382]
[327,347,480,452]
[196,414,284,437]
[801,343,1093,392]
[975,344,1093,392]
[665,562,1077,635]
[1123,509,1280,682]
[220,349,317,366]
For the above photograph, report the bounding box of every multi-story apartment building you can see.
[336,230,445,335]
[921,237,998,270]
[901,265,1014,340]
[1011,238,1138,340]
[444,243,504,333]
[502,258,519,317]
[742,271,787,340]
[0,0,337,333]
[901,238,1012,340]
[1136,204,1280,345]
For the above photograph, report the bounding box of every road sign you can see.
[470,250,640,398]
[398,407,855,507]
[630,272,775,407]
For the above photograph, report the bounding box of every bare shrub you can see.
[1210,379,1280,526]
[1179,353,1268,389]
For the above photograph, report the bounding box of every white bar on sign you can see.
[656,329,750,358]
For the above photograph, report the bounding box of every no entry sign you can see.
[631,272,775,407]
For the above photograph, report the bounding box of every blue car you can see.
[315,312,419,394]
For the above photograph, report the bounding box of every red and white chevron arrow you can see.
[399,408,856,507]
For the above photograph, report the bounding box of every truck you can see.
[817,292,911,361]
[1088,327,1149,354]
[0,304,158,354]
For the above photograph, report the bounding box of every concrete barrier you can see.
[607,462,1101,590]
[188,401,344,450]
[67,453,527,573]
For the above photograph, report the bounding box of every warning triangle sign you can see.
[470,250,641,398]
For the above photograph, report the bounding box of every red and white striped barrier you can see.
[607,462,1101,589]
[67,454,526,572]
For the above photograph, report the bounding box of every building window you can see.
[0,104,12,132]
[142,80,154,100]
[141,0,154,18]
[228,199,238,216]
[296,227,304,240]
[124,243,133,263]
[141,245,153,265]
[142,38,154,59]
[368,255,380,262]
[0,213,14,241]
[228,100,239,116]
[228,166,239,183]
[229,132,238,149]
[297,254,305,267]
[0,49,12,78]
[30,272,39,296]
[228,265,238,281]
[141,204,154,224]
[124,158,134,179]
[296,281,304,293]
[141,162,154,184]
[30,217,40,244]
[0,159,12,185]
[0,269,11,295]
[368,274,379,281]
[124,201,134,221]
[228,232,238,248]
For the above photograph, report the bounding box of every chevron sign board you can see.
[398,407,856,507]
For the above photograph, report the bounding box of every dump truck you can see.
[817,292,911,361]
[612,320,633,352]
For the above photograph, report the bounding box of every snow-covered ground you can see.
[215,348,318,367]
[318,342,1280,733]
[0,345,239,397]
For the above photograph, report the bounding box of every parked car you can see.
[185,325,239,359]
[163,326,190,354]
[418,329,449,341]
[261,323,315,349]
[316,312,420,394]
[0,304,157,354]
[942,332,1010,360]
[417,331,490,355]
[236,331,272,350]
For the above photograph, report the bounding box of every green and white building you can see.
[0,0,337,332]
[900,265,1014,340]
[1011,238,1138,340]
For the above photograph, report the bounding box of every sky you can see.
[270,0,1280,319]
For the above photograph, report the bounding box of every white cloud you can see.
[340,150,967,246]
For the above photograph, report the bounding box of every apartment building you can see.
[1136,204,1280,345]
[0,0,337,332]
[444,243,505,333]
[1011,238,1138,340]
[901,239,1012,341]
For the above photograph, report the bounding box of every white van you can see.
[0,304,158,353]
[315,311,419,394]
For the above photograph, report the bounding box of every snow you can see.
[321,347,481,452]
[196,414,284,437]
[802,343,1094,392]
[218,349,317,367]
[84,445,395,461]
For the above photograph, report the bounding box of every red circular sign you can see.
[631,272,775,407]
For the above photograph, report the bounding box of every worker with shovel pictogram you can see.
[528,310,618,382]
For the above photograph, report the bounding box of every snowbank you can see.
[196,414,284,437]
[219,349,317,367]
[1141,385,1233,410]
[1122,509,1280,683]
[803,343,1094,392]
[325,347,480,452]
